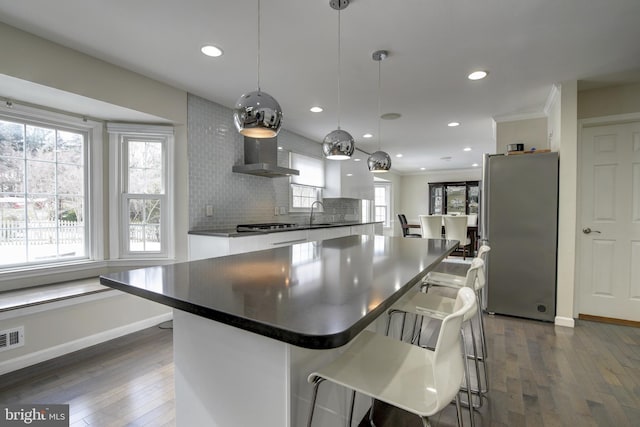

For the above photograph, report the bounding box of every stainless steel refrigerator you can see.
[480,151,558,321]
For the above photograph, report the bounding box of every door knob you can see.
[582,227,601,234]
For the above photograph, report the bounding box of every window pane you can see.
[128,140,163,194]
[27,160,56,194]
[58,196,84,223]
[0,117,87,268]
[0,157,25,192]
[26,125,55,161]
[57,130,84,165]
[128,198,161,252]
[0,120,25,157]
[57,164,84,195]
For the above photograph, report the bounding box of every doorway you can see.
[578,118,640,323]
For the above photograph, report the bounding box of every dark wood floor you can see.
[1,297,639,426]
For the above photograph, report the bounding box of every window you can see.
[374,182,391,227]
[289,153,324,210]
[291,183,322,209]
[108,124,174,259]
[0,110,101,271]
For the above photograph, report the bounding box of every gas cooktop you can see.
[236,223,298,232]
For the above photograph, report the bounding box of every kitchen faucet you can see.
[309,201,324,225]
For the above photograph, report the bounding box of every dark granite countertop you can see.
[188,221,382,237]
[100,235,457,349]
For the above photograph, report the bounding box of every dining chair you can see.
[444,215,471,258]
[467,213,478,227]
[419,215,443,239]
[306,287,477,427]
[398,214,422,238]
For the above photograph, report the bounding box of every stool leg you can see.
[347,390,355,427]
[461,330,475,427]
[307,377,324,427]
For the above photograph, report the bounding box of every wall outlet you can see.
[205,205,213,216]
[279,206,287,215]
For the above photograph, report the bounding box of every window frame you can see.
[289,183,323,212]
[0,102,104,288]
[108,123,174,260]
[374,181,392,228]
[289,152,324,212]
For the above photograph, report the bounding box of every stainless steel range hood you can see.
[232,137,299,178]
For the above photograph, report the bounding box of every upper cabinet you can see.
[429,181,479,215]
[324,156,374,200]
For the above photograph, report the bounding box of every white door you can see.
[579,121,640,322]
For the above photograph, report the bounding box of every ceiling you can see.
[2,0,640,173]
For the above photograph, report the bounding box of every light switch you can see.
[206,205,213,216]
[274,207,279,216]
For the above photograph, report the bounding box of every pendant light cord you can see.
[257,0,261,92]
[337,8,342,130]
[377,58,382,151]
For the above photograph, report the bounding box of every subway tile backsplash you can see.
[188,94,363,229]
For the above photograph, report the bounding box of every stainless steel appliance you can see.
[236,223,298,232]
[480,152,558,321]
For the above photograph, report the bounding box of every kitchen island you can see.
[100,235,457,426]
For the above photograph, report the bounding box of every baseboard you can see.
[0,311,173,376]
[578,314,640,328]
[554,316,575,328]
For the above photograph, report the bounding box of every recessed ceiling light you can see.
[201,45,223,57]
[310,106,323,113]
[448,122,460,127]
[472,163,479,167]
[362,133,373,138]
[353,158,362,162]
[468,70,488,80]
[346,173,353,177]
[463,147,472,152]
[395,154,403,158]
[381,113,401,120]
[420,167,426,170]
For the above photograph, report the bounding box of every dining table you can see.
[100,235,458,427]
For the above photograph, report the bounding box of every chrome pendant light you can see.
[368,50,391,173]
[322,0,354,160]
[233,0,283,138]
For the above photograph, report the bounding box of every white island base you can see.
[173,309,386,427]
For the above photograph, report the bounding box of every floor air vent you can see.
[0,326,24,352]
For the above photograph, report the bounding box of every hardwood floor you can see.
[1,302,639,426]
[0,323,175,426]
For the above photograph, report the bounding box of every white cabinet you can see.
[350,224,375,235]
[307,226,351,242]
[189,231,308,261]
[324,155,374,200]
[188,224,377,261]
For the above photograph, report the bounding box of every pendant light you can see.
[233,0,283,138]
[322,0,355,160]
[367,50,392,173]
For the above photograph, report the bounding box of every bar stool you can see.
[423,246,491,399]
[386,259,484,423]
[307,288,477,427]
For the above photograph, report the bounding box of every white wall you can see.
[555,81,578,327]
[495,117,548,153]
[0,22,183,372]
